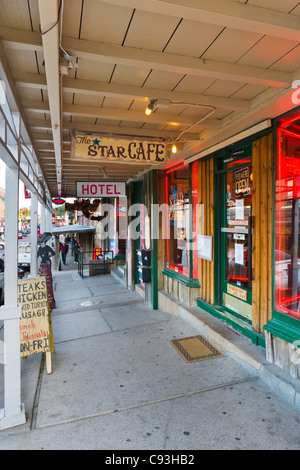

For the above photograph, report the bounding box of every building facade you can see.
[124,108,300,380]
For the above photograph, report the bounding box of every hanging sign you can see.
[76,181,126,198]
[18,277,54,372]
[71,133,166,164]
[52,198,65,205]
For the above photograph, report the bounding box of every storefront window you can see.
[165,165,190,276]
[275,114,300,320]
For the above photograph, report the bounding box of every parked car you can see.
[0,237,4,250]
[0,257,26,306]
[18,244,31,271]
[18,232,23,239]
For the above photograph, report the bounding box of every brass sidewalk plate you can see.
[170,335,223,363]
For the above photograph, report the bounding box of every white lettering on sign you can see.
[76,182,126,198]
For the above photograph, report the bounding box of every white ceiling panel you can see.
[202,28,263,64]
[111,64,150,87]
[247,0,300,14]
[75,59,114,81]
[79,0,133,44]
[73,93,104,107]
[122,9,180,52]
[203,79,247,98]
[269,44,300,72]
[5,49,38,73]
[172,75,217,95]
[62,0,84,38]
[292,5,300,15]
[237,35,299,69]
[0,0,32,29]
[141,69,185,92]
[229,83,268,100]
[101,96,134,109]
[164,20,224,58]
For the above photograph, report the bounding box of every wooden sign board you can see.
[71,133,166,164]
[18,276,54,373]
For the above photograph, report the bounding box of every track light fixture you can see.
[145,99,157,115]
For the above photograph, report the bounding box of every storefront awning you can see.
[51,224,95,235]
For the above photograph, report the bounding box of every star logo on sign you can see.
[92,138,101,146]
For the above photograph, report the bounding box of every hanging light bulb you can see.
[171,143,177,154]
[145,99,157,115]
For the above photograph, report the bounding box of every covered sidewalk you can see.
[0,268,300,450]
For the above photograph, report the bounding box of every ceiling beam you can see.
[23,101,221,129]
[99,0,300,41]
[63,36,292,88]
[1,27,292,88]
[14,71,249,112]
[28,118,200,140]
[38,0,62,195]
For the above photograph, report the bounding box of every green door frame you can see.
[215,150,253,316]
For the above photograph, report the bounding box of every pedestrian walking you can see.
[60,241,68,265]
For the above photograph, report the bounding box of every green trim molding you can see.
[197,298,265,347]
[264,312,300,345]
[162,268,200,288]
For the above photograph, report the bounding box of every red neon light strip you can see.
[277,128,283,308]
[281,294,300,304]
[279,114,300,129]
[165,163,187,174]
[280,129,300,140]
[192,162,198,279]
[165,175,169,267]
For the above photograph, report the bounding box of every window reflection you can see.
[165,165,189,276]
[275,115,300,319]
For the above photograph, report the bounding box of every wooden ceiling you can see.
[0,0,300,197]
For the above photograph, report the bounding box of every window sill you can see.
[264,313,300,345]
[162,268,200,288]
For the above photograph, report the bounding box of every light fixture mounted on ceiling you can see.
[145,99,157,115]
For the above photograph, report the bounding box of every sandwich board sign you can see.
[18,276,54,374]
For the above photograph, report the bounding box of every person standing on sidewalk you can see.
[73,240,80,263]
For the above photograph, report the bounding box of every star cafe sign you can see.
[71,132,166,165]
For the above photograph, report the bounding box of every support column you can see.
[40,202,46,234]
[46,206,52,233]
[30,190,38,278]
[0,164,25,430]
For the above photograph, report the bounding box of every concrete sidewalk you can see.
[0,269,300,450]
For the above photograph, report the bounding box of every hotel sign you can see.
[71,133,166,164]
[76,181,126,198]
